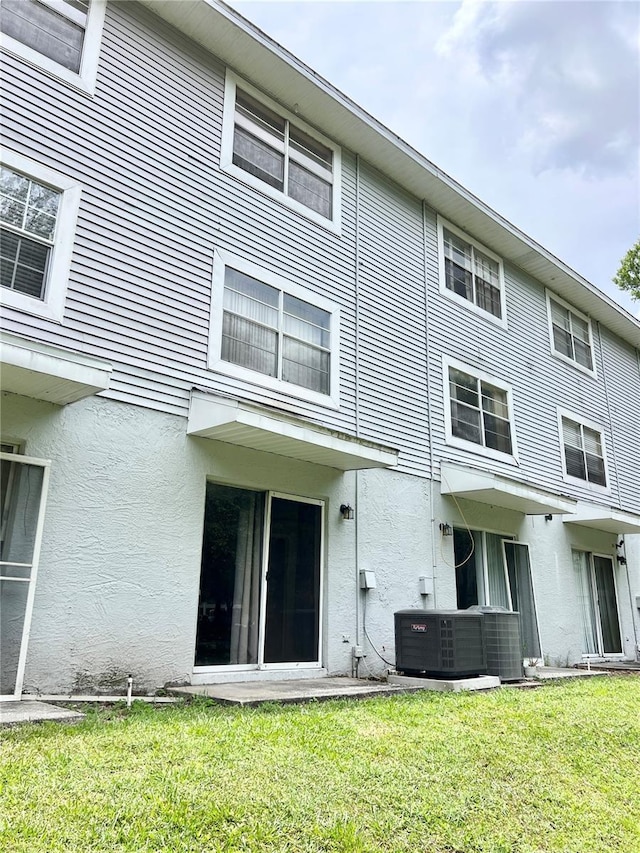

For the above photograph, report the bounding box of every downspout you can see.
[422,201,437,608]
[354,153,362,674]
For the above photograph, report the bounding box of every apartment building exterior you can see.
[1,0,639,698]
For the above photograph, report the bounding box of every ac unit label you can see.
[411,624,427,632]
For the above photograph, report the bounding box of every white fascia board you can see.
[440,462,577,516]
[563,503,640,534]
[0,332,112,405]
[187,391,398,470]
[140,0,640,349]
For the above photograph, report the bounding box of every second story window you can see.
[209,250,340,407]
[221,74,341,231]
[1,166,60,300]
[561,416,606,487]
[547,292,595,375]
[0,151,82,322]
[438,219,506,323]
[446,362,514,457]
[222,267,331,395]
[0,0,105,93]
[1,0,88,72]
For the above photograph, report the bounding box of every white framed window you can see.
[443,357,518,462]
[546,291,596,377]
[1,150,82,322]
[209,250,340,408]
[558,410,608,490]
[221,73,342,232]
[437,218,507,325]
[0,0,106,94]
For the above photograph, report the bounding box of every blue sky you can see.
[231,0,640,315]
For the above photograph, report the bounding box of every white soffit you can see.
[0,332,112,405]
[563,504,640,534]
[440,462,577,516]
[140,0,640,349]
[187,392,398,470]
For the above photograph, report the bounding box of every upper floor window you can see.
[560,413,607,488]
[444,359,516,460]
[547,292,595,376]
[209,250,340,407]
[221,74,341,232]
[0,0,105,93]
[438,218,506,325]
[0,151,81,322]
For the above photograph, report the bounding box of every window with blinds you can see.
[232,89,334,220]
[439,220,505,322]
[222,75,341,228]
[448,365,513,456]
[0,0,90,73]
[1,166,61,301]
[548,293,594,374]
[210,252,338,404]
[561,416,606,486]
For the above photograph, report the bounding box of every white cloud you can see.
[435,0,640,176]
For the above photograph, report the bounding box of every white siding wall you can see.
[1,0,638,495]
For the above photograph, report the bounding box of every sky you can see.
[231,0,640,316]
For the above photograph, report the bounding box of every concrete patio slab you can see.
[535,666,609,679]
[388,673,501,692]
[0,700,85,727]
[170,676,424,706]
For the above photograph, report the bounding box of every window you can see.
[547,292,595,375]
[0,0,105,93]
[221,74,341,230]
[445,360,515,459]
[560,414,607,487]
[209,251,339,406]
[0,150,81,321]
[438,218,506,323]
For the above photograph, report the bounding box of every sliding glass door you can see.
[195,484,323,671]
[454,528,541,658]
[573,551,622,656]
[1,452,50,700]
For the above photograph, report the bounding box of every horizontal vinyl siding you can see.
[597,330,640,513]
[427,208,636,508]
[1,1,358,436]
[357,163,429,475]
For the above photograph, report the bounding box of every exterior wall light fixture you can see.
[340,504,355,520]
[439,522,453,536]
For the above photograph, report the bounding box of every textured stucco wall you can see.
[2,392,639,694]
[4,393,434,692]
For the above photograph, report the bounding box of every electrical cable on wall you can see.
[362,591,395,668]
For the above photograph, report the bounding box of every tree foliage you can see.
[613,238,640,301]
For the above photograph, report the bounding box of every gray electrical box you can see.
[419,576,433,596]
[359,570,377,589]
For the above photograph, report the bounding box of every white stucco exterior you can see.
[2,391,638,695]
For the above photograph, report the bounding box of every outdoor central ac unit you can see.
[394,609,486,678]
[467,605,523,682]
[394,607,524,681]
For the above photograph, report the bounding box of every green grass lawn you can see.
[1,677,639,853]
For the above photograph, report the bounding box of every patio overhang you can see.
[563,503,640,535]
[440,462,577,516]
[187,391,399,470]
[0,332,112,405]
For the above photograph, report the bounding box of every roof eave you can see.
[139,0,640,349]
